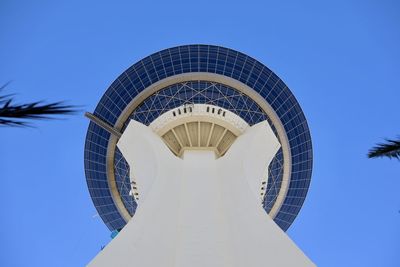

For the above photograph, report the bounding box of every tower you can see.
[84,45,314,266]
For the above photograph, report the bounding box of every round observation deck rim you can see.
[84,44,313,232]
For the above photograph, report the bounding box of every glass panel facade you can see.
[84,45,312,232]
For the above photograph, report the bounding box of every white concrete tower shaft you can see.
[88,106,315,267]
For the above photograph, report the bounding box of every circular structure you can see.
[149,103,250,158]
[84,45,313,232]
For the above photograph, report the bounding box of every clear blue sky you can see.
[1,1,399,266]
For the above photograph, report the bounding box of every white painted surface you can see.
[149,104,249,136]
[88,120,315,267]
[227,121,281,200]
[149,104,250,157]
[116,120,178,203]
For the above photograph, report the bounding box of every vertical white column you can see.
[175,150,232,267]
[87,120,315,267]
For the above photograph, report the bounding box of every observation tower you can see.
[84,45,315,266]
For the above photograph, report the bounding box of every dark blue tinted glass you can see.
[84,45,312,232]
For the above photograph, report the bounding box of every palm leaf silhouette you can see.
[0,84,78,127]
[368,138,400,159]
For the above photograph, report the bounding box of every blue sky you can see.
[1,1,399,266]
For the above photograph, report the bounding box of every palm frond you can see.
[0,84,79,127]
[368,138,400,159]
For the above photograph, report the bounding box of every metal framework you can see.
[84,45,313,233]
